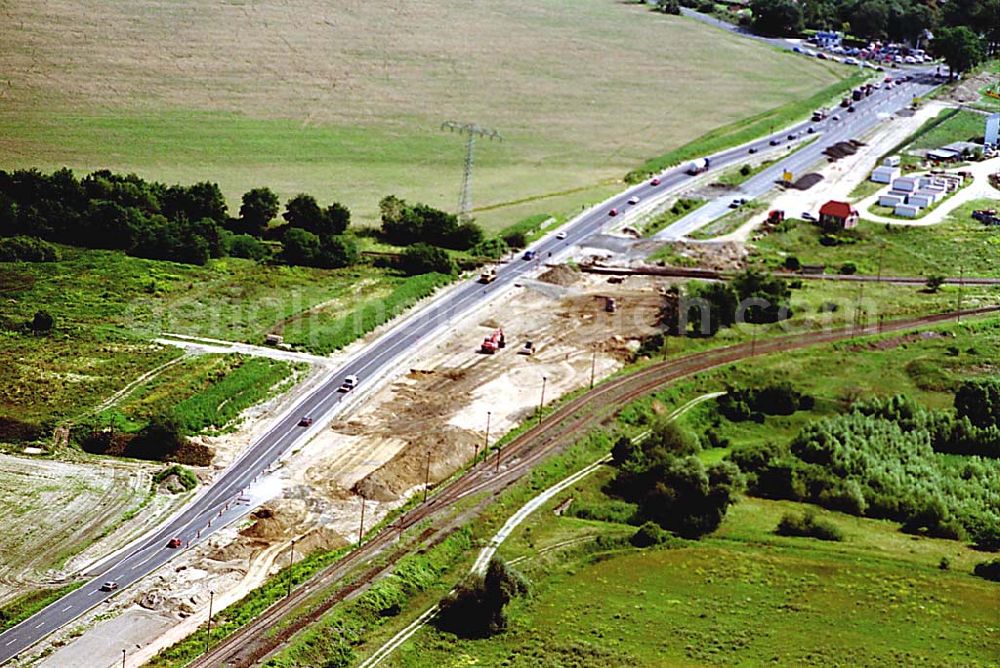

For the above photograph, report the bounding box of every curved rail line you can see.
[187,306,997,668]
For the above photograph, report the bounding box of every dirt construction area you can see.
[19,265,675,668]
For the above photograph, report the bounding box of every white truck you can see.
[686,157,711,175]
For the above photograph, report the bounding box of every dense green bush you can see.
[776,510,844,541]
[0,235,60,262]
[379,194,483,250]
[717,383,813,422]
[611,428,743,538]
[470,236,510,259]
[152,465,198,492]
[569,497,639,524]
[973,559,1000,582]
[225,233,270,261]
[954,378,1000,430]
[435,557,529,638]
[399,243,456,275]
[631,521,670,547]
[672,269,792,336]
[730,394,1000,546]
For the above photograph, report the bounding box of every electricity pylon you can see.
[441,121,502,221]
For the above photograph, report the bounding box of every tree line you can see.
[0,168,486,276]
[745,0,997,75]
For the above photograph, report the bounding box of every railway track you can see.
[186,306,998,668]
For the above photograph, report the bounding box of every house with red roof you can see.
[818,200,859,230]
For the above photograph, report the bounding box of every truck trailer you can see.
[686,157,711,175]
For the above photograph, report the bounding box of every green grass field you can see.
[0,247,426,440]
[0,0,846,232]
[906,109,987,152]
[96,355,299,435]
[0,246,417,343]
[750,199,1000,278]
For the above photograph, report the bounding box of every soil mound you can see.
[539,264,580,286]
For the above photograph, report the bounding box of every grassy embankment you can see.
[624,72,868,183]
[0,583,85,633]
[380,316,1000,667]
[0,249,450,441]
[687,200,768,240]
[94,355,301,435]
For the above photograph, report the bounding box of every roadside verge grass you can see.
[0,583,84,633]
[625,72,867,183]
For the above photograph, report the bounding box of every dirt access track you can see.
[25,266,671,668]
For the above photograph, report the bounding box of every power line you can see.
[441,121,503,221]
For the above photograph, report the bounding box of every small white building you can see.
[923,184,946,197]
[871,165,901,183]
[880,194,905,207]
[892,176,919,192]
[908,193,936,208]
[883,155,902,167]
[895,203,921,218]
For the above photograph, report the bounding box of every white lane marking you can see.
[87,589,97,596]
[61,605,73,612]
[35,622,44,629]
[5,639,16,646]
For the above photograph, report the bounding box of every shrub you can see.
[31,310,54,333]
[925,274,946,292]
[968,518,1000,552]
[226,234,270,261]
[613,451,743,538]
[973,559,1000,582]
[839,262,858,275]
[631,521,669,547]
[470,236,510,259]
[399,243,456,275]
[0,236,60,262]
[152,465,198,492]
[776,510,844,541]
[570,498,638,524]
[783,255,801,271]
[435,557,528,638]
[717,383,812,421]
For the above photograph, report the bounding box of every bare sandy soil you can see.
[22,266,673,668]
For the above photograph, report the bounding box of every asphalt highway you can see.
[0,68,939,666]
[654,70,940,239]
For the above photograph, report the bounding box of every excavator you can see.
[480,328,506,354]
